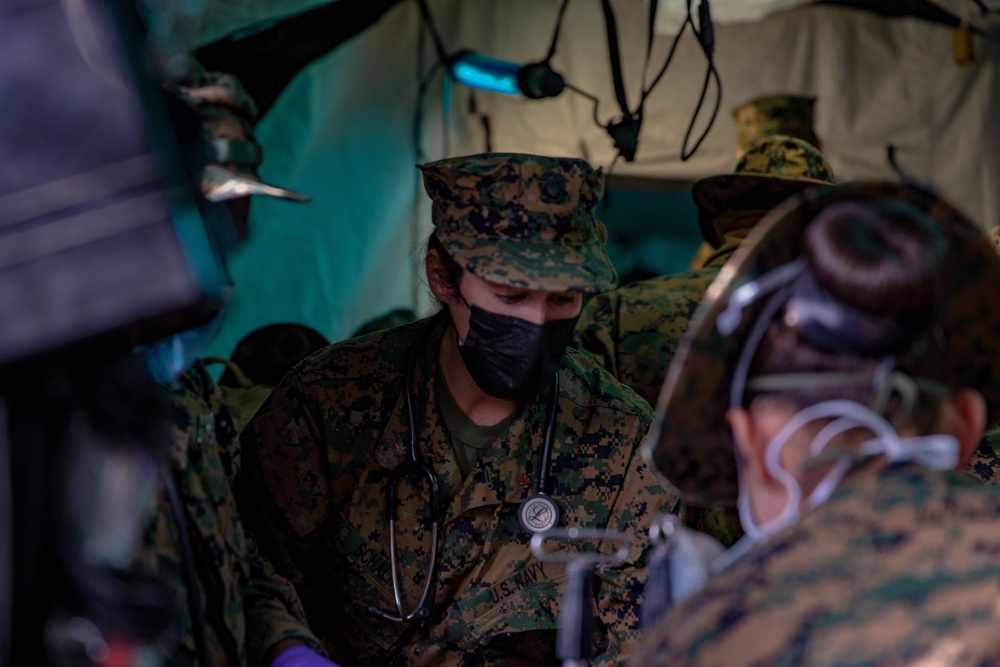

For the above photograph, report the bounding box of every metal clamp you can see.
[529,527,629,566]
[530,528,630,666]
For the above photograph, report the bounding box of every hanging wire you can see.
[544,0,574,63]
[638,12,691,107]
[411,0,453,160]
[413,60,443,161]
[414,0,450,64]
[679,59,721,160]
[585,0,721,163]
[564,82,604,128]
[969,0,999,14]
[679,0,722,160]
[410,0,722,164]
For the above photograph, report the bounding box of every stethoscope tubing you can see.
[371,315,559,624]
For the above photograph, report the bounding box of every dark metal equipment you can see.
[531,528,630,667]
[1,0,241,664]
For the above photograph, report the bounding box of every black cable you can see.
[565,82,604,127]
[640,0,660,92]
[969,0,994,14]
[679,59,722,161]
[638,17,690,107]
[414,0,449,66]
[413,61,442,166]
[538,374,559,496]
[544,0,574,63]
[412,0,451,161]
[601,0,633,124]
[679,0,722,160]
[481,114,493,152]
[161,463,212,667]
[468,93,494,152]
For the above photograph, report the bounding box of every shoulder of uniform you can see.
[621,269,720,304]
[560,348,653,419]
[965,428,1000,486]
[579,269,720,322]
[289,317,433,385]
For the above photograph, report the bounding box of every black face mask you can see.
[456,293,578,402]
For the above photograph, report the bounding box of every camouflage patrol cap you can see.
[174,68,309,203]
[692,135,836,248]
[733,94,820,156]
[419,152,617,293]
[647,183,1000,506]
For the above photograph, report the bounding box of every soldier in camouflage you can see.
[129,65,324,666]
[572,137,835,547]
[688,94,823,270]
[574,136,836,409]
[237,152,681,666]
[635,183,1000,666]
[732,94,820,160]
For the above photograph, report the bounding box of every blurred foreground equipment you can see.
[0,0,233,368]
[1,0,245,664]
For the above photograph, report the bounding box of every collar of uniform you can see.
[443,377,555,525]
[699,227,748,269]
[371,314,558,524]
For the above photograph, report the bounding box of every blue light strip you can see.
[450,52,522,96]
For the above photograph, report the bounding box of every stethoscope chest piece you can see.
[518,493,560,534]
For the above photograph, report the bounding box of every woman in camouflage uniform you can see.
[635,183,1000,665]
[238,153,680,666]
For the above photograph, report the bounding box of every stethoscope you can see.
[367,316,560,624]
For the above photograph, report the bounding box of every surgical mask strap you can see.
[717,258,807,337]
[721,258,807,410]
[737,399,959,542]
[738,401,865,541]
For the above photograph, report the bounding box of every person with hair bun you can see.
[634,183,1000,666]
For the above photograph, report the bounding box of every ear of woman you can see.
[726,403,797,525]
[942,389,987,467]
[425,248,459,306]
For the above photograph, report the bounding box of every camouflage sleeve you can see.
[572,291,620,379]
[964,427,1000,486]
[238,376,333,663]
[592,426,680,666]
[242,525,325,663]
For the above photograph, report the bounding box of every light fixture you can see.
[448,51,565,99]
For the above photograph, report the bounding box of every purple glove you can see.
[270,645,341,667]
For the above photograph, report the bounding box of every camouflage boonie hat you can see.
[174,67,309,203]
[693,135,836,248]
[419,152,617,293]
[647,182,1000,506]
[733,94,820,156]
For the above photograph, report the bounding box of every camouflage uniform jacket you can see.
[633,459,1000,666]
[573,230,745,407]
[131,361,320,666]
[965,427,1000,486]
[239,315,680,667]
[573,233,747,547]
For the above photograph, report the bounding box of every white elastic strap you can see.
[736,399,960,544]
[717,258,807,336]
